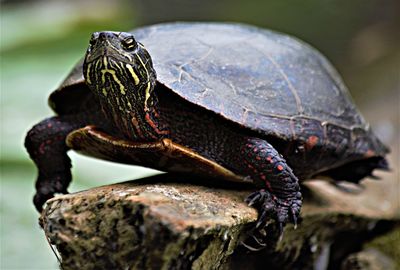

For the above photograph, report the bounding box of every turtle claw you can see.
[241,228,268,251]
[33,192,53,212]
[34,189,69,212]
[241,187,302,251]
[245,191,262,206]
[292,210,298,229]
[245,189,302,236]
[33,175,70,212]
[256,211,268,229]
[241,241,265,252]
[245,189,271,206]
[277,222,284,241]
[251,234,267,247]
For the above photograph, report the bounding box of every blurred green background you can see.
[1,0,399,269]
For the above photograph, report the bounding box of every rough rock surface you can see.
[40,172,399,270]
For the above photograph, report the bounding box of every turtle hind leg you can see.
[320,156,389,183]
[230,137,302,231]
[25,115,88,212]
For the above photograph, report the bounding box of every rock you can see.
[341,248,396,270]
[341,226,400,270]
[40,176,256,270]
[40,173,399,270]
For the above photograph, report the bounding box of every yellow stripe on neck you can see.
[101,57,126,95]
[136,54,151,110]
[125,64,140,85]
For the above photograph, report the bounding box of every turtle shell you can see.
[49,22,388,161]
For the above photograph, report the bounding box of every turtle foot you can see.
[33,174,70,212]
[246,189,302,236]
[34,192,54,212]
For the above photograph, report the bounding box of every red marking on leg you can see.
[364,149,375,158]
[277,164,284,171]
[305,135,319,151]
[265,181,272,191]
[244,160,256,171]
[39,142,46,154]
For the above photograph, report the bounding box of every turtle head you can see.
[83,31,160,138]
[83,31,157,112]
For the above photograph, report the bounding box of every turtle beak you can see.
[90,32,114,51]
[91,31,119,44]
[87,31,121,62]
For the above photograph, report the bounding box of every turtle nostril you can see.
[92,32,100,39]
[95,32,118,42]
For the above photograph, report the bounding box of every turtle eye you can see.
[121,37,137,51]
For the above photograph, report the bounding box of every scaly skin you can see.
[26,117,72,210]
[25,110,113,211]
[237,137,302,227]
[26,32,302,231]
[25,31,385,235]
[156,89,302,228]
[25,115,87,211]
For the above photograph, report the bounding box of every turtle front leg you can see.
[233,137,302,232]
[25,115,89,212]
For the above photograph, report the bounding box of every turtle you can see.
[25,22,389,231]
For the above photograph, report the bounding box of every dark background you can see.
[1,0,399,268]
